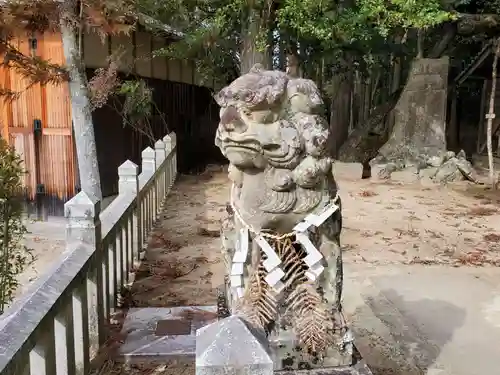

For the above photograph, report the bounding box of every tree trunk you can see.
[60,6,102,200]
[354,71,364,128]
[385,49,402,131]
[278,30,287,71]
[286,50,301,78]
[428,24,456,58]
[448,89,459,151]
[337,88,403,163]
[384,32,404,133]
[329,74,352,157]
[486,39,499,189]
[363,75,372,121]
[240,3,271,74]
[416,29,424,59]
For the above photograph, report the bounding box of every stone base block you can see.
[275,358,372,375]
[268,326,354,370]
[117,306,217,364]
[196,315,274,375]
[369,164,393,181]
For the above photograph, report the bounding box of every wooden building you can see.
[452,40,500,160]
[0,23,222,216]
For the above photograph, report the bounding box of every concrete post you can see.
[154,139,166,166]
[118,160,141,262]
[163,132,177,186]
[64,191,101,246]
[118,160,139,195]
[64,191,104,348]
[141,146,156,176]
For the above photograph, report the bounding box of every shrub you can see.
[0,138,32,314]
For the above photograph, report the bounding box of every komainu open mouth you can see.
[221,140,262,154]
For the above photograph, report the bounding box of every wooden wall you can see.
[91,73,223,198]
[0,32,76,208]
[0,30,214,216]
[82,31,213,88]
[477,79,500,156]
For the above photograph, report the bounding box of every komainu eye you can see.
[242,108,252,117]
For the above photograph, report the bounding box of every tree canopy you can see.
[146,0,457,86]
[3,0,500,93]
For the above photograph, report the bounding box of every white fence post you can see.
[163,132,176,188]
[141,146,156,175]
[64,191,103,371]
[119,160,139,196]
[154,139,166,165]
[140,146,156,245]
[154,139,166,216]
[163,134,172,191]
[163,133,173,150]
[118,160,141,271]
[171,132,177,178]
[64,191,101,246]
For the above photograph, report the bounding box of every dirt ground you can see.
[14,218,66,300]
[335,163,500,267]
[92,162,500,374]
[130,170,228,309]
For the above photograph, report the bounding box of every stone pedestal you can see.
[208,287,371,375]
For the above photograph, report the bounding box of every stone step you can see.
[116,306,218,365]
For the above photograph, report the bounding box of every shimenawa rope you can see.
[229,183,339,240]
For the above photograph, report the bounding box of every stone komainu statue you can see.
[215,64,353,369]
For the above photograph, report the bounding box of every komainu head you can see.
[214,64,335,215]
[214,64,329,169]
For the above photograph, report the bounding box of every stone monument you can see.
[378,57,450,164]
[196,64,362,374]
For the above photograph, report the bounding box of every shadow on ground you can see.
[352,289,466,375]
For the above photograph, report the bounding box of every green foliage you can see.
[151,0,242,86]
[354,0,452,36]
[111,79,158,141]
[117,79,153,125]
[144,0,453,89]
[0,138,32,314]
[277,0,452,58]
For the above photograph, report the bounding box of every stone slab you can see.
[343,264,500,375]
[117,306,217,364]
[275,359,372,375]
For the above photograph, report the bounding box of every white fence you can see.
[0,132,177,375]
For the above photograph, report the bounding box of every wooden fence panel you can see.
[40,32,76,203]
[0,32,76,213]
[7,35,40,199]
